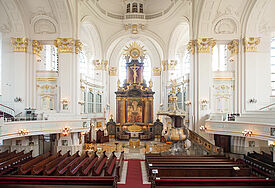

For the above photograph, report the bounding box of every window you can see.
[132,3,138,13]
[83,91,87,113]
[96,93,102,113]
[212,44,228,71]
[40,45,58,71]
[0,32,2,95]
[271,38,275,95]
[176,90,183,109]
[139,4,143,13]
[126,3,130,13]
[87,92,93,113]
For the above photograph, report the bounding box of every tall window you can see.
[271,38,275,95]
[0,32,2,95]
[87,92,93,113]
[96,93,102,113]
[126,3,130,13]
[80,50,88,75]
[139,4,144,13]
[40,45,58,71]
[212,44,228,71]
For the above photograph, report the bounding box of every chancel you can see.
[0,0,275,187]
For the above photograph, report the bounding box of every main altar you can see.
[114,42,156,140]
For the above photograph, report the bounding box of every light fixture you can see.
[185,100,192,105]
[242,129,253,137]
[17,129,29,135]
[61,98,69,104]
[200,99,208,105]
[61,126,72,136]
[14,97,23,103]
[199,126,207,131]
[248,98,257,104]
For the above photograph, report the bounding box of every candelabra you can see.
[61,126,72,136]
[242,129,253,137]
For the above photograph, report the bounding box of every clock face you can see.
[130,48,140,59]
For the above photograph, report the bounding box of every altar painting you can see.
[127,99,143,123]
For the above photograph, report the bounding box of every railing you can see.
[259,102,275,111]
[0,104,15,117]
[188,129,223,155]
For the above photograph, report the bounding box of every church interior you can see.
[0,0,275,187]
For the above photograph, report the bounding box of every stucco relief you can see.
[214,18,236,34]
[34,19,56,34]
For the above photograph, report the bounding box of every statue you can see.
[149,79,153,89]
[117,79,120,90]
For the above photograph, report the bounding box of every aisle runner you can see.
[118,160,150,188]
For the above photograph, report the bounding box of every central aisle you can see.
[118,160,150,188]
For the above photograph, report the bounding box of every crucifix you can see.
[130,64,140,83]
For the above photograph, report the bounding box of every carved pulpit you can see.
[115,42,154,140]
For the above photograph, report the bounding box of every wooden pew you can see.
[0,150,23,163]
[0,150,9,158]
[55,151,80,176]
[105,151,117,176]
[18,152,51,175]
[79,151,98,176]
[43,151,70,175]
[116,151,124,181]
[32,151,61,175]
[0,151,33,175]
[92,151,107,176]
[67,151,89,176]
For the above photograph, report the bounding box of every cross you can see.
[130,64,140,83]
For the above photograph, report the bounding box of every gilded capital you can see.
[152,67,161,76]
[54,38,74,53]
[187,40,195,54]
[196,38,216,53]
[75,40,83,54]
[32,40,43,56]
[104,60,108,71]
[227,39,239,56]
[11,37,28,52]
[109,66,117,76]
[161,60,168,71]
[243,37,260,52]
[168,60,177,70]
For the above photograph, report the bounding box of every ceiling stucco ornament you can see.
[227,39,239,56]
[75,40,83,54]
[54,38,74,53]
[214,18,236,34]
[196,38,216,53]
[0,24,11,33]
[243,37,261,52]
[31,15,58,35]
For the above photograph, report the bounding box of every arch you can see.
[80,16,103,59]
[168,21,189,59]
[211,16,239,39]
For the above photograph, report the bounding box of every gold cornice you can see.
[227,39,239,56]
[187,40,195,54]
[54,38,74,53]
[152,67,161,76]
[109,66,117,76]
[196,38,216,53]
[11,37,28,52]
[243,37,260,52]
[75,40,83,54]
[32,40,43,56]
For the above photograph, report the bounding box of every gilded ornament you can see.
[168,60,177,70]
[11,37,28,52]
[161,60,168,71]
[196,38,216,53]
[75,40,83,54]
[187,40,195,54]
[32,40,43,56]
[104,60,108,71]
[227,39,239,56]
[54,38,74,53]
[149,79,153,89]
[109,67,117,76]
[152,67,161,76]
[123,41,146,59]
[243,37,260,52]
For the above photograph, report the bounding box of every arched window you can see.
[40,45,58,71]
[271,38,275,95]
[212,44,228,71]
[88,92,93,113]
[126,3,130,13]
[132,3,138,13]
[119,55,151,86]
[139,4,144,13]
[96,93,102,113]
[80,50,88,75]
[176,89,183,109]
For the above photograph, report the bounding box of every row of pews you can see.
[0,150,124,187]
[239,151,275,179]
[145,153,274,187]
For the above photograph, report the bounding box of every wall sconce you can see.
[270,142,275,147]
[14,97,23,103]
[61,98,69,104]
[78,100,85,105]
[242,129,253,137]
[17,129,29,135]
[248,98,257,104]
[199,125,207,131]
[61,126,72,136]
[185,100,192,105]
[200,98,208,110]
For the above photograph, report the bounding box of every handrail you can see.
[0,103,15,117]
[259,102,275,111]
[0,104,15,113]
